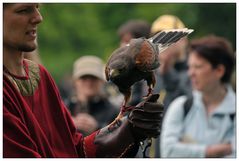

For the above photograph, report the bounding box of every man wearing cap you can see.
[151,14,192,109]
[149,14,192,158]
[66,56,119,136]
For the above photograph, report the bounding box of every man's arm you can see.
[83,94,164,158]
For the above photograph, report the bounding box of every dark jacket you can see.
[67,95,119,130]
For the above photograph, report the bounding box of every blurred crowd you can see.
[29,14,236,158]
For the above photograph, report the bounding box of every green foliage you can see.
[37,3,236,82]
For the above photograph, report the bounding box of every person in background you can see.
[160,35,235,158]
[115,19,151,106]
[66,55,119,136]
[151,14,192,109]
[117,19,151,47]
[149,15,192,158]
[3,3,164,158]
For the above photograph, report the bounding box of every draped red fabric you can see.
[3,60,97,158]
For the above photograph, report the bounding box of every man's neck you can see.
[3,47,25,76]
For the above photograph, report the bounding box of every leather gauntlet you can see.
[94,117,138,157]
[91,94,164,158]
[128,94,164,142]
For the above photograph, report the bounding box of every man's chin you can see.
[18,44,37,52]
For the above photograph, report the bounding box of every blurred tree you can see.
[37,3,236,83]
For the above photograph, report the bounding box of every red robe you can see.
[3,59,97,158]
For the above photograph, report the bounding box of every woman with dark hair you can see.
[160,35,235,158]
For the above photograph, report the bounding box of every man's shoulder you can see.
[24,59,52,78]
[24,59,44,72]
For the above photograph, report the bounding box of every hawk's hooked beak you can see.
[109,69,120,79]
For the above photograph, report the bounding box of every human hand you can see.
[91,94,163,157]
[72,113,98,134]
[128,94,164,141]
[206,143,232,158]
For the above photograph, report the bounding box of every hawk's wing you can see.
[135,28,194,72]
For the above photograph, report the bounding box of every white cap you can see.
[73,55,105,81]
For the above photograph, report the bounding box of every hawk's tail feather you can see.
[166,31,188,44]
[151,31,167,43]
[157,31,176,44]
[150,28,194,45]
